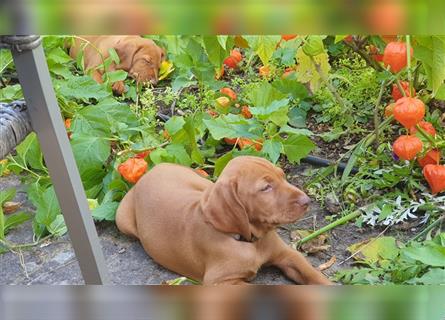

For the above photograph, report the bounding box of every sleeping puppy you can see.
[69,36,165,95]
[116,156,332,285]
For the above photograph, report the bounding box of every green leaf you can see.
[149,148,173,165]
[47,214,67,237]
[348,237,399,265]
[288,107,308,128]
[334,35,348,43]
[105,70,128,83]
[71,135,111,175]
[92,201,119,221]
[414,36,445,97]
[183,116,204,165]
[403,245,445,267]
[165,144,192,166]
[203,114,263,140]
[165,116,186,135]
[214,151,233,177]
[410,268,445,284]
[171,75,196,92]
[302,35,326,56]
[281,134,315,164]
[296,47,331,92]
[34,186,61,227]
[0,84,23,102]
[217,35,229,50]
[263,140,282,163]
[0,188,16,205]
[272,78,309,100]
[248,82,287,108]
[47,46,72,64]
[57,76,111,101]
[4,212,31,234]
[202,36,230,68]
[279,125,313,136]
[249,99,290,127]
[245,36,281,66]
[108,48,120,64]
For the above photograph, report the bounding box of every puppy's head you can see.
[116,38,165,85]
[202,156,311,241]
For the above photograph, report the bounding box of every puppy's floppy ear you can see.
[202,177,251,241]
[114,39,140,71]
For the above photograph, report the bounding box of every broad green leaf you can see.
[281,134,315,164]
[0,188,16,205]
[57,76,111,101]
[203,114,263,140]
[47,214,67,237]
[279,125,313,136]
[296,47,331,92]
[171,75,196,92]
[272,78,309,100]
[403,245,445,267]
[165,144,192,166]
[263,140,282,163]
[288,107,307,128]
[4,212,31,234]
[414,36,445,97]
[149,148,173,165]
[15,133,45,172]
[105,70,128,83]
[302,35,326,56]
[249,99,290,126]
[217,35,229,50]
[348,237,399,265]
[165,116,186,135]
[34,186,61,227]
[92,201,119,221]
[183,117,204,165]
[247,82,287,108]
[47,47,72,64]
[71,135,111,175]
[410,268,445,285]
[214,151,233,177]
[245,36,281,66]
[0,84,23,102]
[202,36,230,68]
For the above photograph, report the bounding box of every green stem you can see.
[373,80,387,149]
[297,210,361,245]
[0,235,52,251]
[415,124,436,147]
[310,56,348,110]
[406,35,413,97]
[408,216,444,243]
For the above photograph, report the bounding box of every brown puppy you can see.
[116,156,332,285]
[69,36,165,95]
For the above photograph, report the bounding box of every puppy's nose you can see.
[296,194,311,208]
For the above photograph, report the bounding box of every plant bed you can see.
[1,35,444,285]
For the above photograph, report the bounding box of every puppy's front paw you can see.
[112,81,126,95]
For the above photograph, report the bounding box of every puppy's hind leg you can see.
[116,188,139,239]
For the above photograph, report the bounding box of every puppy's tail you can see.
[116,188,139,239]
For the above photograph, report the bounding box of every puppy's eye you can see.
[260,184,272,192]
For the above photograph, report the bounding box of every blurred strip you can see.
[1,0,445,34]
[1,286,444,320]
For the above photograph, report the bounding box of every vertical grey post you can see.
[11,44,110,284]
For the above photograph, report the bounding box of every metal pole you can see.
[11,44,110,284]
